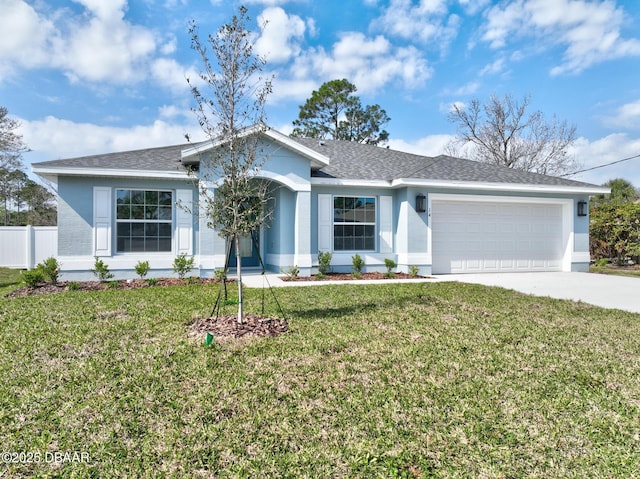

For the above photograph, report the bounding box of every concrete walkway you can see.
[436,272,640,314]
[240,271,640,314]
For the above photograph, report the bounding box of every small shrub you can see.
[318,251,332,276]
[352,254,365,277]
[91,257,114,282]
[384,258,397,278]
[186,276,198,284]
[408,265,420,278]
[107,280,119,289]
[594,258,608,268]
[214,269,227,281]
[135,260,150,279]
[67,281,80,291]
[22,268,45,288]
[146,277,158,286]
[282,265,299,280]
[173,253,195,279]
[40,257,60,284]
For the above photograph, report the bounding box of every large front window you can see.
[333,196,376,251]
[116,189,173,252]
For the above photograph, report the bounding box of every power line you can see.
[561,153,640,177]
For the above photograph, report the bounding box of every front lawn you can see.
[590,263,640,278]
[1,281,639,478]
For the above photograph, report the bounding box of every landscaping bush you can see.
[408,265,420,278]
[173,254,195,279]
[384,258,397,278]
[282,265,299,280]
[22,268,45,288]
[40,257,60,284]
[91,257,114,282]
[317,251,332,277]
[352,254,365,278]
[135,260,150,279]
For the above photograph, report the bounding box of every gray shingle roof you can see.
[33,143,191,173]
[294,138,594,188]
[33,136,597,188]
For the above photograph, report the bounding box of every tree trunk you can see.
[235,234,244,324]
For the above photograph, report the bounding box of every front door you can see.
[228,230,260,268]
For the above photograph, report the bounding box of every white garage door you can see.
[431,199,565,274]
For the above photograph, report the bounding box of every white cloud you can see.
[0,0,56,79]
[482,0,640,75]
[371,0,461,51]
[277,32,432,98]
[569,133,640,186]
[55,1,157,84]
[388,134,456,157]
[0,1,194,90]
[603,99,640,130]
[255,7,306,63]
[20,116,205,163]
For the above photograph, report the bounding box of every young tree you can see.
[187,6,273,324]
[291,79,390,145]
[447,94,577,177]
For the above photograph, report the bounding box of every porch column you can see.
[293,190,313,276]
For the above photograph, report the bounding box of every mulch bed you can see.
[283,271,422,281]
[5,277,224,297]
[190,313,288,339]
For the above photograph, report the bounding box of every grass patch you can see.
[590,264,640,278]
[0,268,23,295]
[1,282,639,477]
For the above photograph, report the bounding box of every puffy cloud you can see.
[0,1,192,90]
[568,133,640,185]
[255,7,307,63]
[371,0,461,50]
[20,115,204,163]
[54,1,157,84]
[0,0,56,79]
[275,31,432,99]
[482,0,640,75]
[388,134,456,157]
[603,99,640,130]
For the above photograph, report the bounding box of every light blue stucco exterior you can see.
[39,131,603,280]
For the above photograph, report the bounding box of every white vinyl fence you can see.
[0,226,58,269]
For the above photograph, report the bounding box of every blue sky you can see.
[2,0,640,187]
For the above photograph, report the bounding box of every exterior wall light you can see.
[577,200,588,217]
[416,193,426,213]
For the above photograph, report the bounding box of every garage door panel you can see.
[432,199,565,274]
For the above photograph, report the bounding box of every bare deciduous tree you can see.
[187,6,273,324]
[447,94,578,177]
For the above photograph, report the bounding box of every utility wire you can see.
[561,153,640,177]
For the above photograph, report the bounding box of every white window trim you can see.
[114,188,175,255]
[332,195,377,253]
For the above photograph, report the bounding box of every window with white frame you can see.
[116,189,173,252]
[333,196,376,251]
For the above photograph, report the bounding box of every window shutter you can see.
[175,189,193,255]
[379,195,393,253]
[318,194,332,252]
[93,187,112,256]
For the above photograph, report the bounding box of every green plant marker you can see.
[205,332,214,345]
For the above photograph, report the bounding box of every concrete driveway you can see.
[436,272,640,314]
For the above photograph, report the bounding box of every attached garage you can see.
[431,195,570,274]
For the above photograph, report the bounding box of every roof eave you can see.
[31,165,191,180]
[393,178,610,195]
[311,177,609,195]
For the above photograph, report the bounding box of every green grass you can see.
[1,281,639,478]
[590,264,640,278]
[0,267,22,295]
